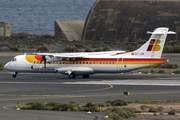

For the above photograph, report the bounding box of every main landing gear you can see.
[69,73,76,79]
[68,73,90,79]
[82,75,89,78]
[11,72,18,78]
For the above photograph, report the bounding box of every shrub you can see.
[63,45,80,52]
[85,102,94,107]
[37,34,54,39]
[111,99,127,106]
[148,107,158,113]
[115,109,130,118]
[84,48,92,52]
[53,103,64,111]
[173,70,180,74]
[26,102,45,110]
[157,106,164,112]
[79,106,89,112]
[37,46,49,52]
[109,108,138,119]
[94,48,102,52]
[157,70,165,74]
[123,107,140,114]
[155,63,178,69]
[140,105,149,110]
[105,100,112,104]
[109,113,123,120]
[56,103,75,111]
[151,69,155,74]
[168,109,176,115]
[0,62,4,71]
[46,102,56,106]
[60,104,69,111]
[9,47,18,51]
[89,106,99,112]
[102,47,110,51]
[11,32,29,39]
[68,101,79,105]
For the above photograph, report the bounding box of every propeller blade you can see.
[44,59,46,68]
[41,55,46,68]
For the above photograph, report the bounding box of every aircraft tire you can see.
[12,74,17,78]
[82,75,89,78]
[69,73,76,79]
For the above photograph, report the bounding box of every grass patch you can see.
[131,99,158,104]
[0,62,4,71]
[155,63,178,69]
[173,70,180,74]
[111,99,127,106]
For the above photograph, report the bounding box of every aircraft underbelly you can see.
[121,64,153,72]
[56,67,95,75]
[92,65,118,72]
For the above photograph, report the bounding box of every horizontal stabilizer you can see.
[147,31,176,35]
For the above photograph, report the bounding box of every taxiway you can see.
[0,72,180,120]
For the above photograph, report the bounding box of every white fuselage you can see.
[4,54,168,76]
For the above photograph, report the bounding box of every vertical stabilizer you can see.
[126,27,176,58]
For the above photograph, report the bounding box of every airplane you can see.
[4,27,176,78]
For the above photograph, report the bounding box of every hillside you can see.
[0,33,180,53]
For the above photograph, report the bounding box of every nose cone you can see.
[4,62,10,70]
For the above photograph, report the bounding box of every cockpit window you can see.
[11,58,17,61]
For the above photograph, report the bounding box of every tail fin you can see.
[130,27,176,58]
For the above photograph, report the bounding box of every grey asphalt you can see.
[0,73,180,120]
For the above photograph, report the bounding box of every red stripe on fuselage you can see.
[62,58,167,62]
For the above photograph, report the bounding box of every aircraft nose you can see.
[4,62,10,70]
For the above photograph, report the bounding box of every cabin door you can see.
[117,58,123,71]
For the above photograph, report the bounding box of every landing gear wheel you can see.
[11,72,17,78]
[69,73,76,79]
[12,74,17,78]
[82,75,89,78]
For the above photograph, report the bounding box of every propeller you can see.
[40,55,47,68]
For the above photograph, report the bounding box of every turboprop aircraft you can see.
[4,27,176,78]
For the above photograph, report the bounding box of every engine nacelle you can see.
[55,67,95,75]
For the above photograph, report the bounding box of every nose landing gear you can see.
[11,72,18,78]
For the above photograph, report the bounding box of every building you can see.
[0,22,10,37]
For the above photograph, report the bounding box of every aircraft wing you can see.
[34,50,126,61]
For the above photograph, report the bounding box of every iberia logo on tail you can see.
[147,39,161,51]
